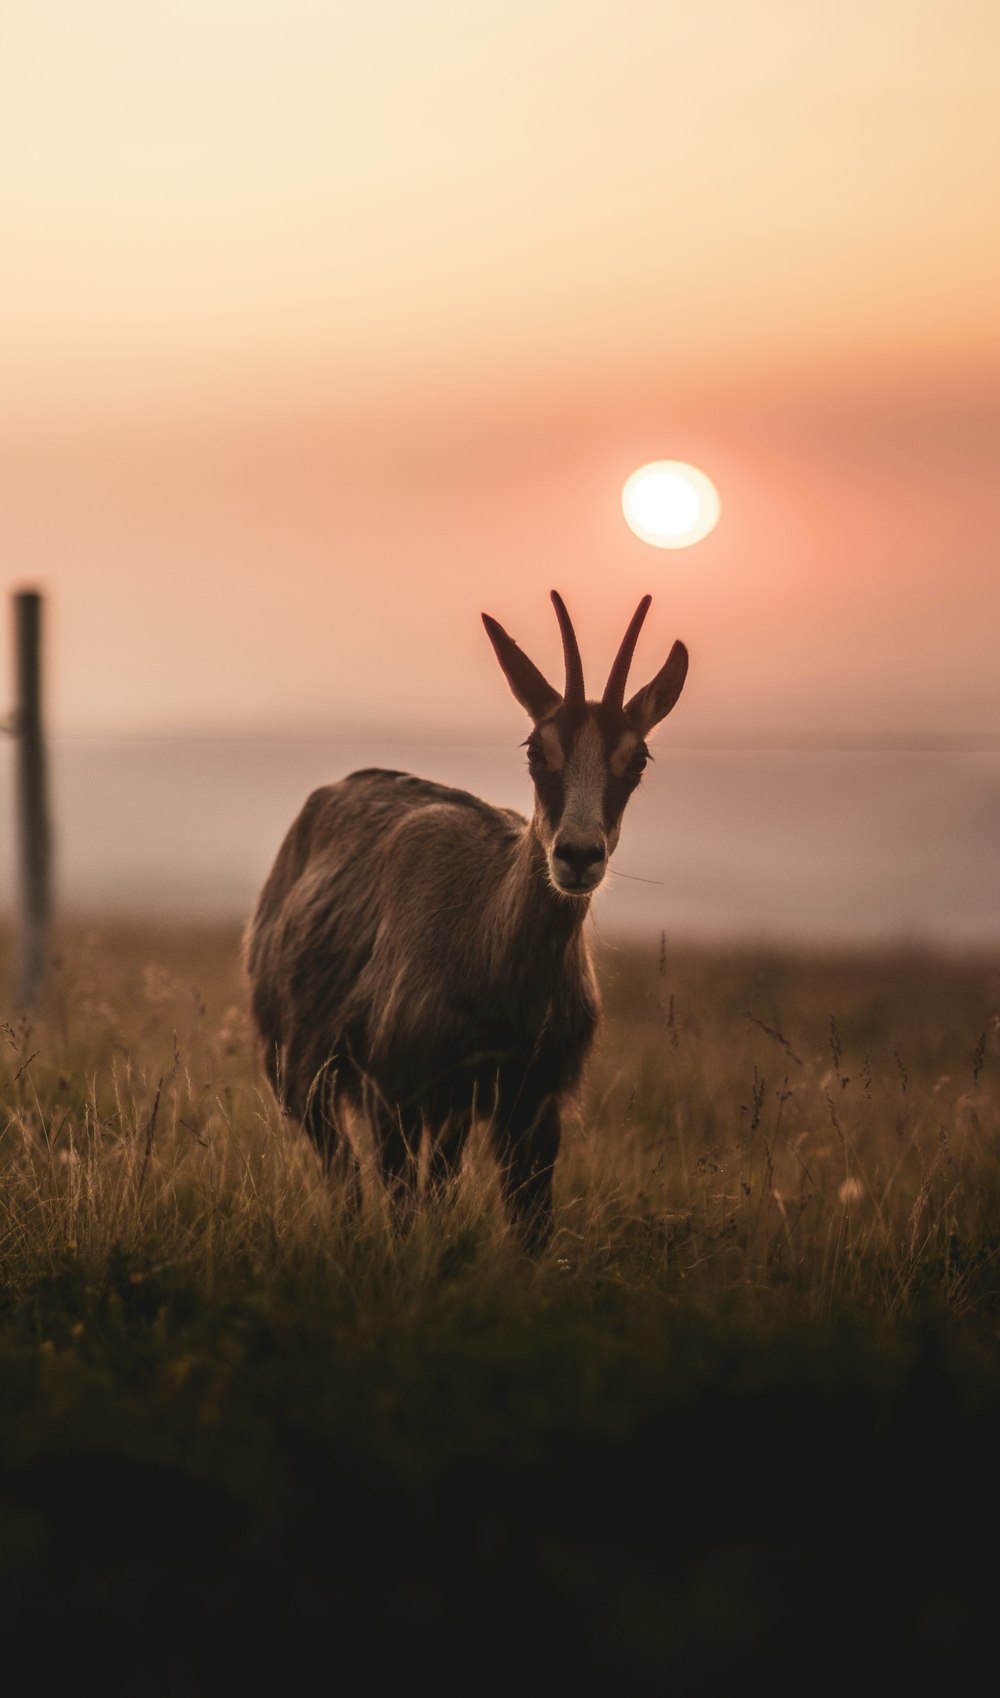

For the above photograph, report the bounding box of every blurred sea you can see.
[1,734,998,949]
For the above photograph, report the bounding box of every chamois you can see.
[245,591,688,1248]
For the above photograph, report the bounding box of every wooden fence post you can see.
[11,590,53,1007]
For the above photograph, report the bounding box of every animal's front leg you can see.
[489,1085,561,1252]
[427,1111,472,1201]
[297,1058,362,1215]
[367,1090,422,1227]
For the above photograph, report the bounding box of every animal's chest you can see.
[368,930,597,1096]
[470,977,594,1058]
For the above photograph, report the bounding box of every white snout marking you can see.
[560,720,607,840]
[547,720,609,894]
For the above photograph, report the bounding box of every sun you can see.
[622,461,720,549]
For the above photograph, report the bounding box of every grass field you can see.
[1,916,999,1693]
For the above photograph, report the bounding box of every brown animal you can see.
[245,591,688,1248]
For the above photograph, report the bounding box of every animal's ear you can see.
[625,641,689,734]
[482,613,562,722]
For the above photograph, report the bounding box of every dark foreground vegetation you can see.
[1,918,999,1694]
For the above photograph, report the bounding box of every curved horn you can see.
[550,590,585,705]
[602,595,652,709]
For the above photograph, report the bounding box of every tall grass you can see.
[1,917,997,1322]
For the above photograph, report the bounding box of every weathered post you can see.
[11,590,52,1007]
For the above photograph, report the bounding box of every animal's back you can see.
[245,767,526,1110]
[251,767,522,921]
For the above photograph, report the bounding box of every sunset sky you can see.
[2,1,998,743]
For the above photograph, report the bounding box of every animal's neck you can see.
[486,817,590,967]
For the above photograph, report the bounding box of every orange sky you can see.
[2,1,998,741]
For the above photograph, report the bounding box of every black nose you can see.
[554,839,605,870]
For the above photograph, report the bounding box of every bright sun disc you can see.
[622,461,721,549]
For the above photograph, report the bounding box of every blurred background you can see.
[2,2,998,946]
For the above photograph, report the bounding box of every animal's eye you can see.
[527,741,546,769]
[628,751,648,776]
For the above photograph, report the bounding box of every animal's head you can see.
[483,591,688,897]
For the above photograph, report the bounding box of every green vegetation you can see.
[1,919,998,1693]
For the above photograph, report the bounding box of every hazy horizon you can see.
[2,731,997,951]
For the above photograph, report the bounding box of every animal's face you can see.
[483,590,689,901]
[526,704,649,896]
